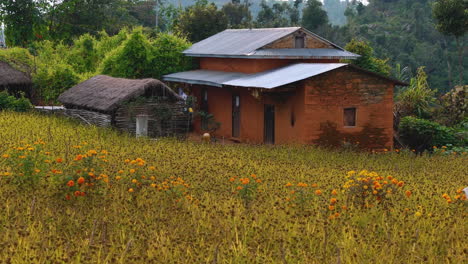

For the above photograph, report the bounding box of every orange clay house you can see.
[163,27,406,149]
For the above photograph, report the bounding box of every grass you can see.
[0,111,466,263]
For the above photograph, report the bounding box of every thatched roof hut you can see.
[0,61,32,97]
[58,75,182,113]
[58,75,189,138]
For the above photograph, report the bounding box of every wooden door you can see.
[264,104,275,144]
[232,94,240,138]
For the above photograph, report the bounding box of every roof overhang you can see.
[164,63,408,89]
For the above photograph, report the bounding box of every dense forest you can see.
[0,0,466,92]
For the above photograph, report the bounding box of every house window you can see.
[295,36,305,48]
[344,107,356,127]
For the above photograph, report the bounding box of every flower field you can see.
[0,112,466,263]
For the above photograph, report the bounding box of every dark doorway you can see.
[232,94,240,138]
[264,104,275,144]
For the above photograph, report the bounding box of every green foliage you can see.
[344,39,391,76]
[256,0,299,28]
[175,0,228,42]
[399,116,461,152]
[1,0,43,47]
[100,28,154,79]
[0,47,34,73]
[0,91,32,112]
[396,67,436,118]
[33,63,80,103]
[432,0,468,38]
[301,0,328,30]
[67,34,99,74]
[222,2,253,28]
[151,33,193,79]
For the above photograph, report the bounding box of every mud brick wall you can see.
[263,33,333,49]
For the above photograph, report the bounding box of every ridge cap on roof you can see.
[224,27,300,32]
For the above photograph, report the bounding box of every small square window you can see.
[344,108,356,127]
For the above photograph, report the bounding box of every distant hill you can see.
[165,0,352,26]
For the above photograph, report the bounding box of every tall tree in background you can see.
[301,0,328,31]
[433,0,467,85]
[222,0,253,29]
[1,0,41,47]
[175,0,227,42]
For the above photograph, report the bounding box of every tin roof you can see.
[164,63,347,89]
[223,63,347,88]
[249,49,359,59]
[164,63,408,89]
[163,70,247,87]
[184,27,300,57]
[183,27,358,59]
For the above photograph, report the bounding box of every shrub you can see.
[33,63,80,103]
[0,91,32,112]
[150,33,193,78]
[399,116,460,152]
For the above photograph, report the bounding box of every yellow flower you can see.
[128,188,134,193]
[297,182,308,187]
[149,166,156,171]
[129,169,136,174]
[285,182,293,187]
[115,176,121,180]
[2,154,10,158]
[151,183,157,188]
[150,176,156,181]
[414,212,422,217]
[331,189,338,195]
[315,190,322,196]
[132,179,138,184]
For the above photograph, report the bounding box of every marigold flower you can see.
[315,190,322,196]
[150,176,156,181]
[236,186,243,190]
[297,182,308,187]
[229,177,236,182]
[330,198,337,204]
[341,205,347,210]
[397,181,404,187]
[151,183,157,188]
[2,154,9,158]
[130,160,137,164]
[334,212,340,218]
[74,191,81,197]
[74,155,83,161]
[129,169,136,174]
[311,183,318,188]
[56,158,63,163]
[251,174,257,179]
[132,179,138,184]
[329,205,335,211]
[149,166,156,171]
[77,177,85,185]
[124,159,130,163]
[115,176,121,180]
[331,189,338,196]
[256,179,262,183]
[285,182,293,187]
[65,195,71,200]
[80,192,86,196]
[405,190,412,198]
[128,188,134,193]
[67,180,75,187]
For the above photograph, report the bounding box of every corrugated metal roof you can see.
[163,70,247,87]
[183,27,300,57]
[250,48,359,59]
[163,63,347,89]
[223,63,347,89]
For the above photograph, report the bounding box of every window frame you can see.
[343,107,357,128]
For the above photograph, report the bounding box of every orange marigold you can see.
[77,177,85,185]
[67,180,75,187]
[74,191,81,197]
[315,189,322,196]
[405,190,412,198]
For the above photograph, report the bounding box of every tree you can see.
[1,0,42,47]
[222,1,253,29]
[256,0,296,28]
[100,28,154,79]
[175,0,228,42]
[433,0,468,85]
[151,33,193,79]
[301,0,328,31]
[344,39,391,77]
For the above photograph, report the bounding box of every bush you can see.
[0,91,32,112]
[398,116,460,152]
[33,63,80,103]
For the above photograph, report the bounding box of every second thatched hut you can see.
[58,75,189,138]
[0,61,32,97]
